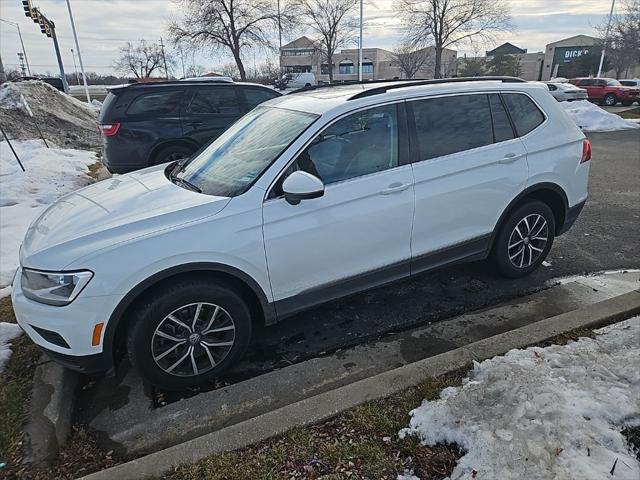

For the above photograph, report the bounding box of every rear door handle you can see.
[381,182,410,195]
[498,153,524,164]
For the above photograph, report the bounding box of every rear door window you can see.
[501,93,545,137]
[411,94,493,161]
[187,87,241,115]
[488,94,515,143]
[242,87,279,109]
[126,90,185,116]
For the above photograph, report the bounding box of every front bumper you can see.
[11,269,121,374]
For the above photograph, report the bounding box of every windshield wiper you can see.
[168,171,202,193]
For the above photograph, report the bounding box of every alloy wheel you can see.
[151,302,236,377]
[507,214,549,269]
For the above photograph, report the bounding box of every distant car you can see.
[619,79,640,104]
[544,82,588,102]
[569,77,640,106]
[276,72,317,90]
[98,80,281,173]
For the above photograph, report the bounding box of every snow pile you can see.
[0,140,97,289]
[0,323,22,373]
[400,317,640,480]
[0,80,100,149]
[561,100,640,132]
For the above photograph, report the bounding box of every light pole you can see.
[597,0,616,78]
[358,0,363,82]
[0,18,32,76]
[70,48,80,84]
[65,0,91,102]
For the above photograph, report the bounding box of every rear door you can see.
[408,93,529,269]
[181,85,244,145]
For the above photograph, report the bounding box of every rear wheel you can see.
[491,200,555,278]
[603,93,617,106]
[127,278,252,390]
[152,145,194,166]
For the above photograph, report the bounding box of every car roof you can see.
[109,81,276,95]
[266,78,547,116]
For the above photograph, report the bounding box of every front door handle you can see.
[498,153,524,164]
[381,182,410,195]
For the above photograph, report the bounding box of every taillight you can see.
[581,138,591,163]
[99,122,120,137]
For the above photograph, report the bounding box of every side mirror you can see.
[282,171,324,205]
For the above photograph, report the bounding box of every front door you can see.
[262,104,415,315]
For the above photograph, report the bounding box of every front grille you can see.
[31,325,71,349]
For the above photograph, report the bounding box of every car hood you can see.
[21,165,230,270]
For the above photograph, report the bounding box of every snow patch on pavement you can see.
[399,316,640,480]
[0,140,97,289]
[561,100,640,132]
[0,322,22,373]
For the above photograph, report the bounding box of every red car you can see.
[569,77,640,106]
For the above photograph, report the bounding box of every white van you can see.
[280,72,317,89]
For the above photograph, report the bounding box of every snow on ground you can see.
[0,322,22,372]
[561,100,640,132]
[399,316,640,480]
[0,140,97,290]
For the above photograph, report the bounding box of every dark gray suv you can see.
[98,80,281,173]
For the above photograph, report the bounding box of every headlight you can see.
[21,269,93,306]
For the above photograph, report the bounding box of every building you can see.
[542,35,600,80]
[280,36,457,81]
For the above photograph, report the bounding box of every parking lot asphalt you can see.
[77,129,639,407]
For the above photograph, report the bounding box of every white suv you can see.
[12,78,590,389]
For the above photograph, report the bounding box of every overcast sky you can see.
[0,0,615,77]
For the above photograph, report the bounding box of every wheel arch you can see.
[490,183,569,252]
[147,139,199,165]
[104,263,276,370]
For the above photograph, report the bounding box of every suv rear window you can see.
[502,93,545,136]
[243,87,279,109]
[187,87,240,114]
[126,90,184,116]
[411,94,493,160]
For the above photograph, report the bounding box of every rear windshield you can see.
[175,107,318,197]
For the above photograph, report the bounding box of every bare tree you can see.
[114,40,173,79]
[169,0,284,81]
[296,0,358,82]
[392,44,432,79]
[395,0,511,78]
[597,0,640,78]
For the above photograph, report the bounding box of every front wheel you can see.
[491,200,555,278]
[127,278,252,390]
[603,93,617,106]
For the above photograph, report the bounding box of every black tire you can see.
[152,144,194,166]
[622,101,633,107]
[127,277,252,390]
[603,93,617,106]
[491,200,555,278]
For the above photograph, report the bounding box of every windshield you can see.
[606,79,622,86]
[175,107,318,196]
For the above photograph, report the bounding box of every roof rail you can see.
[348,76,526,100]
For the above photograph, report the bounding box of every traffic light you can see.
[31,7,41,24]
[22,0,34,18]
[37,13,52,38]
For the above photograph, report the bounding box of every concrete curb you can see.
[23,358,78,465]
[78,289,640,480]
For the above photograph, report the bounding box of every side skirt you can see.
[273,234,492,321]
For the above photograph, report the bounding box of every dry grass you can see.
[617,107,640,119]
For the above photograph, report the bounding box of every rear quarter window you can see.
[126,90,185,116]
[502,93,545,137]
[243,87,279,109]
